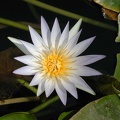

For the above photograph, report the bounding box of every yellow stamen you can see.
[43,51,66,77]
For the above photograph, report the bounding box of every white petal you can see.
[45,79,55,97]
[13,66,39,75]
[66,30,82,51]
[41,16,51,47]
[8,37,30,55]
[61,78,78,99]
[29,73,44,86]
[68,75,95,95]
[51,18,61,48]
[69,36,95,57]
[72,66,102,76]
[28,26,45,48]
[58,22,69,48]
[69,19,82,40]
[20,40,40,57]
[14,55,39,67]
[55,80,67,105]
[75,55,106,65]
[37,80,45,96]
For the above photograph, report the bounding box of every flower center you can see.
[43,51,66,77]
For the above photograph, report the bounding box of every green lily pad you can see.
[0,112,36,120]
[94,0,120,12]
[115,14,120,42]
[70,94,120,120]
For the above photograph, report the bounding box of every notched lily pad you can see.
[70,94,120,120]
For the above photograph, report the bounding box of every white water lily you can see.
[8,16,105,105]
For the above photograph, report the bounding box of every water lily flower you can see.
[8,16,105,105]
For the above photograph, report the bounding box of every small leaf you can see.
[0,112,36,120]
[112,80,120,94]
[115,14,120,42]
[70,94,120,120]
[58,111,73,120]
[114,53,120,80]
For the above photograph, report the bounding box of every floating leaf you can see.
[114,53,120,80]
[0,47,31,99]
[0,47,23,77]
[102,8,118,21]
[93,0,120,13]
[112,80,120,94]
[70,94,120,120]
[0,112,36,120]
[115,14,120,42]
[84,75,120,95]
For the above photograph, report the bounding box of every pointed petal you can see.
[37,80,45,96]
[20,40,40,57]
[69,19,82,40]
[68,75,95,95]
[13,66,39,75]
[8,37,30,55]
[29,73,44,86]
[45,79,55,97]
[66,30,82,51]
[41,16,51,47]
[55,80,67,105]
[14,55,39,67]
[76,83,95,95]
[51,18,61,48]
[72,66,102,76]
[75,55,106,65]
[28,26,45,48]
[58,22,69,48]
[61,78,78,99]
[69,36,95,57]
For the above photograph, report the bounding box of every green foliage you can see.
[58,111,74,120]
[94,0,120,12]
[70,94,120,120]
[0,112,36,120]
[114,53,120,80]
[115,14,120,42]
[83,75,120,95]
[0,1,120,120]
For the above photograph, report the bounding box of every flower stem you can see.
[17,79,59,113]
[17,79,37,94]
[0,18,28,31]
[23,0,117,31]
[28,96,59,114]
[0,96,40,106]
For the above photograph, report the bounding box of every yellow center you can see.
[43,51,66,77]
